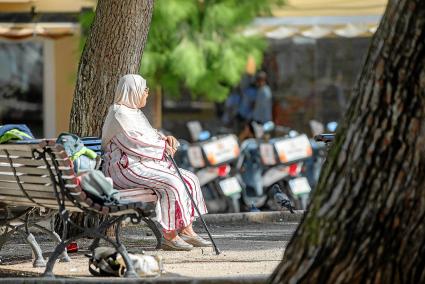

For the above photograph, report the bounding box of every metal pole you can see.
[168,155,221,255]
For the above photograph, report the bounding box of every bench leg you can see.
[114,220,138,278]
[26,232,46,268]
[88,216,110,251]
[42,240,67,278]
[116,244,138,278]
[142,217,162,249]
[33,224,71,263]
[51,231,71,263]
[88,237,101,252]
[2,224,47,267]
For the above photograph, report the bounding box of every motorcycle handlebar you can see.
[314,133,335,143]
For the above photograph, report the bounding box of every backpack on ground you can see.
[87,246,163,277]
[87,247,124,277]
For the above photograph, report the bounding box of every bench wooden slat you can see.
[45,144,66,154]
[0,201,83,212]
[120,191,155,198]
[0,150,35,158]
[119,188,156,195]
[119,188,154,193]
[0,181,53,191]
[0,143,45,151]
[0,185,157,213]
[121,194,158,203]
[119,190,158,203]
[108,202,151,214]
[0,162,72,171]
[0,167,74,179]
[0,157,46,166]
[0,166,50,176]
[0,182,84,196]
[0,195,76,208]
[0,186,81,204]
[0,173,51,184]
[65,183,78,189]
[62,177,78,185]
[0,156,69,166]
[0,187,57,199]
[71,188,154,216]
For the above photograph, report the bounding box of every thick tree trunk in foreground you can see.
[271,1,425,283]
[69,0,154,136]
[65,0,154,237]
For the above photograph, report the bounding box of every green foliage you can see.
[78,10,95,52]
[141,0,284,101]
[82,0,283,101]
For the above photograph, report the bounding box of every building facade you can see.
[0,0,94,137]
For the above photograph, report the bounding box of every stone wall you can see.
[264,36,372,134]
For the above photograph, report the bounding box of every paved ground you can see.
[0,212,299,281]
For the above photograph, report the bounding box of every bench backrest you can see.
[0,140,79,210]
[0,139,102,212]
[81,137,103,156]
[0,138,157,215]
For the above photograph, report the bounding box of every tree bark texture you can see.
[69,0,154,136]
[271,1,425,283]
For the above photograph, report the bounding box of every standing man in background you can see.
[235,75,256,132]
[252,71,272,124]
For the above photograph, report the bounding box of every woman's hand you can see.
[166,136,179,150]
[165,143,176,157]
[165,136,179,157]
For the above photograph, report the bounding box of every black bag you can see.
[87,247,125,277]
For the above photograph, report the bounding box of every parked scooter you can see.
[237,121,313,210]
[175,128,243,213]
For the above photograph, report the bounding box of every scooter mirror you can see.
[326,121,338,132]
[198,130,211,141]
[288,130,299,137]
[263,121,275,133]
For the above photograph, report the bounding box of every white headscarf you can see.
[114,74,147,108]
[101,74,158,148]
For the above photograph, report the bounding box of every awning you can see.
[272,0,387,18]
[0,23,79,40]
[260,22,378,39]
[247,0,387,39]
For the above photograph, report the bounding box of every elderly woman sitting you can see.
[101,74,210,251]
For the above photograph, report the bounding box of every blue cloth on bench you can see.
[0,124,35,143]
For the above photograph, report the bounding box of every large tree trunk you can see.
[271,1,425,283]
[64,0,154,238]
[69,0,154,136]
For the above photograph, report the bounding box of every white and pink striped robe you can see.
[102,130,207,231]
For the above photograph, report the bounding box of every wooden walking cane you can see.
[168,154,221,255]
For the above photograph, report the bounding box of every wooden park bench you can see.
[0,138,162,278]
